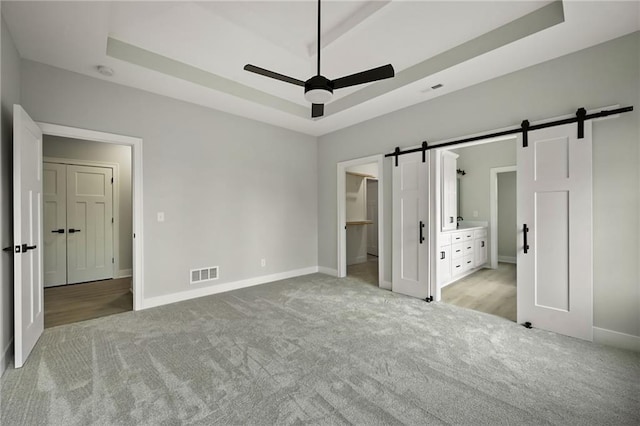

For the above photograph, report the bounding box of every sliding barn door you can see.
[13,105,44,368]
[517,122,593,341]
[43,162,67,287]
[66,165,114,284]
[392,152,430,299]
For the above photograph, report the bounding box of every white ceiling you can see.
[3,1,639,136]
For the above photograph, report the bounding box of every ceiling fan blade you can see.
[244,64,305,87]
[311,103,324,118]
[332,64,395,90]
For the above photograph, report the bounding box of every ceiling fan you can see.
[244,0,395,119]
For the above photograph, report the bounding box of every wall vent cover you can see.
[190,266,219,284]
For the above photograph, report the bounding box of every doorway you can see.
[337,155,384,287]
[345,163,379,286]
[42,135,134,327]
[436,138,517,322]
[37,123,144,316]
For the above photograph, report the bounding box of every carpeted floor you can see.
[1,273,638,425]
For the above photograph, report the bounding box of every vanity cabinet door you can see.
[438,245,451,285]
[475,237,488,267]
[441,151,458,231]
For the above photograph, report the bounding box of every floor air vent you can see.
[190,266,219,284]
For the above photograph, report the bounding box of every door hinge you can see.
[112,257,114,264]
[112,217,114,224]
[111,177,114,184]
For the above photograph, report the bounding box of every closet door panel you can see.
[43,163,67,287]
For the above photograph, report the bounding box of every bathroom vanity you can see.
[438,226,488,286]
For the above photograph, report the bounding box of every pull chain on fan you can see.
[244,0,395,118]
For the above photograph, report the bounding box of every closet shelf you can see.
[346,220,374,225]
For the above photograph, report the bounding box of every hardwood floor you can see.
[347,254,378,286]
[441,262,516,322]
[44,278,133,328]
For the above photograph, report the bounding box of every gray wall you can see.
[43,135,133,274]
[497,171,517,259]
[452,139,516,222]
[1,14,21,376]
[318,32,640,337]
[20,60,318,302]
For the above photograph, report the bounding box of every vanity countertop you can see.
[443,225,486,232]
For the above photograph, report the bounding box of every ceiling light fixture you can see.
[96,65,114,77]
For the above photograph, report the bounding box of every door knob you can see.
[51,229,65,233]
[68,229,81,233]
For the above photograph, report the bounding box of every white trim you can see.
[141,266,318,310]
[37,122,144,311]
[380,280,392,290]
[337,154,385,287]
[1,338,13,377]
[44,157,123,280]
[116,269,133,278]
[593,327,640,352]
[497,256,517,264]
[318,266,338,276]
[490,165,517,270]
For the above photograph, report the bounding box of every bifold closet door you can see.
[43,162,67,287]
[66,165,114,284]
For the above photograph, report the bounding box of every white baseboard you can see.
[141,266,319,310]
[593,327,640,352]
[1,339,13,378]
[497,256,517,264]
[115,269,133,278]
[318,266,338,277]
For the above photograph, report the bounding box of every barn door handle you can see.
[51,229,65,233]
[523,224,530,254]
[440,251,445,260]
[419,221,425,244]
[481,241,485,248]
[21,244,37,252]
[68,229,81,233]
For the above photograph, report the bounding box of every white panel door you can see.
[366,179,378,256]
[13,105,44,368]
[392,152,429,299]
[67,165,114,284]
[517,122,593,341]
[43,162,67,287]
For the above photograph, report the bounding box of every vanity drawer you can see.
[439,233,452,247]
[463,241,474,255]
[451,231,471,243]
[462,255,474,272]
[451,242,465,259]
[452,258,465,275]
[474,229,487,239]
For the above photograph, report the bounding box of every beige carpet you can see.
[2,272,638,425]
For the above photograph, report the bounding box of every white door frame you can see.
[37,123,144,310]
[489,165,517,269]
[337,154,385,287]
[44,158,128,279]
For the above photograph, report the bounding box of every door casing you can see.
[37,123,144,311]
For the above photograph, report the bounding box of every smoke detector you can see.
[96,65,114,77]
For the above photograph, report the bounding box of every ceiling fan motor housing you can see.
[305,75,333,94]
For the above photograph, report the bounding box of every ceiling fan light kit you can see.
[244,0,395,119]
